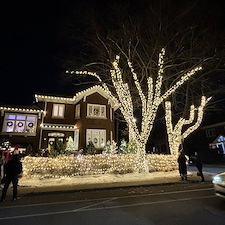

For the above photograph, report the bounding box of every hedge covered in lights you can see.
[22,154,178,179]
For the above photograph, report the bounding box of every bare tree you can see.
[165,96,211,155]
[68,48,202,172]
[57,0,225,170]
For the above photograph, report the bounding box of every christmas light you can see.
[0,106,45,113]
[67,48,202,172]
[35,85,119,109]
[40,123,77,130]
[165,96,211,155]
[21,154,178,179]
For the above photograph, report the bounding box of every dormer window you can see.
[87,104,106,119]
[52,104,65,118]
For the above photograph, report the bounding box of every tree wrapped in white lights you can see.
[65,136,76,153]
[165,96,211,155]
[67,48,202,172]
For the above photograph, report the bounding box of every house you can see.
[0,85,119,153]
[201,122,225,155]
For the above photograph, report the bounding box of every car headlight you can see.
[213,176,222,183]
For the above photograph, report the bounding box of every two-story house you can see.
[0,85,119,153]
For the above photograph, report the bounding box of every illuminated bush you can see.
[22,154,178,179]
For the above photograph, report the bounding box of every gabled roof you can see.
[35,85,119,109]
[212,135,225,144]
[201,121,225,129]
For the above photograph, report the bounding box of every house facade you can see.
[0,85,119,153]
[201,122,225,154]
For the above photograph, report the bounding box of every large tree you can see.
[57,0,225,170]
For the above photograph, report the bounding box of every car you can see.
[212,172,225,198]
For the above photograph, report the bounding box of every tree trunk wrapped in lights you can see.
[165,96,211,155]
[67,48,202,172]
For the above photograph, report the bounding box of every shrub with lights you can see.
[103,140,118,154]
[21,153,178,179]
[65,136,77,154]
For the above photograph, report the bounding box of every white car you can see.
[212,172,225,198]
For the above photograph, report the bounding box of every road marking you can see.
[84,195,217,211]
[0,187,214,210]
[0,195,216,221]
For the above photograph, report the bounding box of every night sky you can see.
[0,1,78,105]
[1,0,225,107]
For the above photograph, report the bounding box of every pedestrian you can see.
[0,154,6,189]
[177,150,187,181]
[194,151,205,182]
[0,150,23,202]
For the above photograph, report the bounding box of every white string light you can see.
[165,96,211,154]
[67,48,202,172]
[0,106,44,113]
[22,154,178,179]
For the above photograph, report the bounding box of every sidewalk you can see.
[13,169,217,197]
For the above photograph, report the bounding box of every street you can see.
[0,181,225,225]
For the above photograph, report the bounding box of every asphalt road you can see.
[0,182,225,225]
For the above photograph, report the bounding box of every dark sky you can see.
[0,1,78,105]
[1,0,225,106]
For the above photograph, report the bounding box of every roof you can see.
[0,105,45,114]
[201,121,225,129]
[35,85,119,110]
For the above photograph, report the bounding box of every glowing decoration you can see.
[65,136,76,152]
[102,140,118,154]
[67,48,202,172]
[21,154,178,179]
[0,106,44,113]
[40,123,77,130]
[165,96,211,155]
[35,85,119,109]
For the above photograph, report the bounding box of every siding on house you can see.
[0,86,118,152]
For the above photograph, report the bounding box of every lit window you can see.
[86,129,106,148]
[2,113,37,135]
[52,104,65,118]
[87,104,106,118]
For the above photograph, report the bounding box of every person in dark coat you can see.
[194,151,205,182]
[0,151,22,201]
[0,154,6,189]
[177,150,187,181]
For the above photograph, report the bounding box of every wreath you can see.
[7,121,13,127]
[94,138,98,144]
[28,122,34,128]
[17,122,24,127]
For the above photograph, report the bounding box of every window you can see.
[75,104,80,118]
[86,129,106,148]
[206,129,216,137]
[74,130,79,150]
[52,104,65,118]
[2,113,37,134]
[110,108,113,121]
[87,104,106,118]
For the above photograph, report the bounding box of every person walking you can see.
[177,150,187,181]
[194,151,205,182]
[0,151,22,202]
[0,154,6,189]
